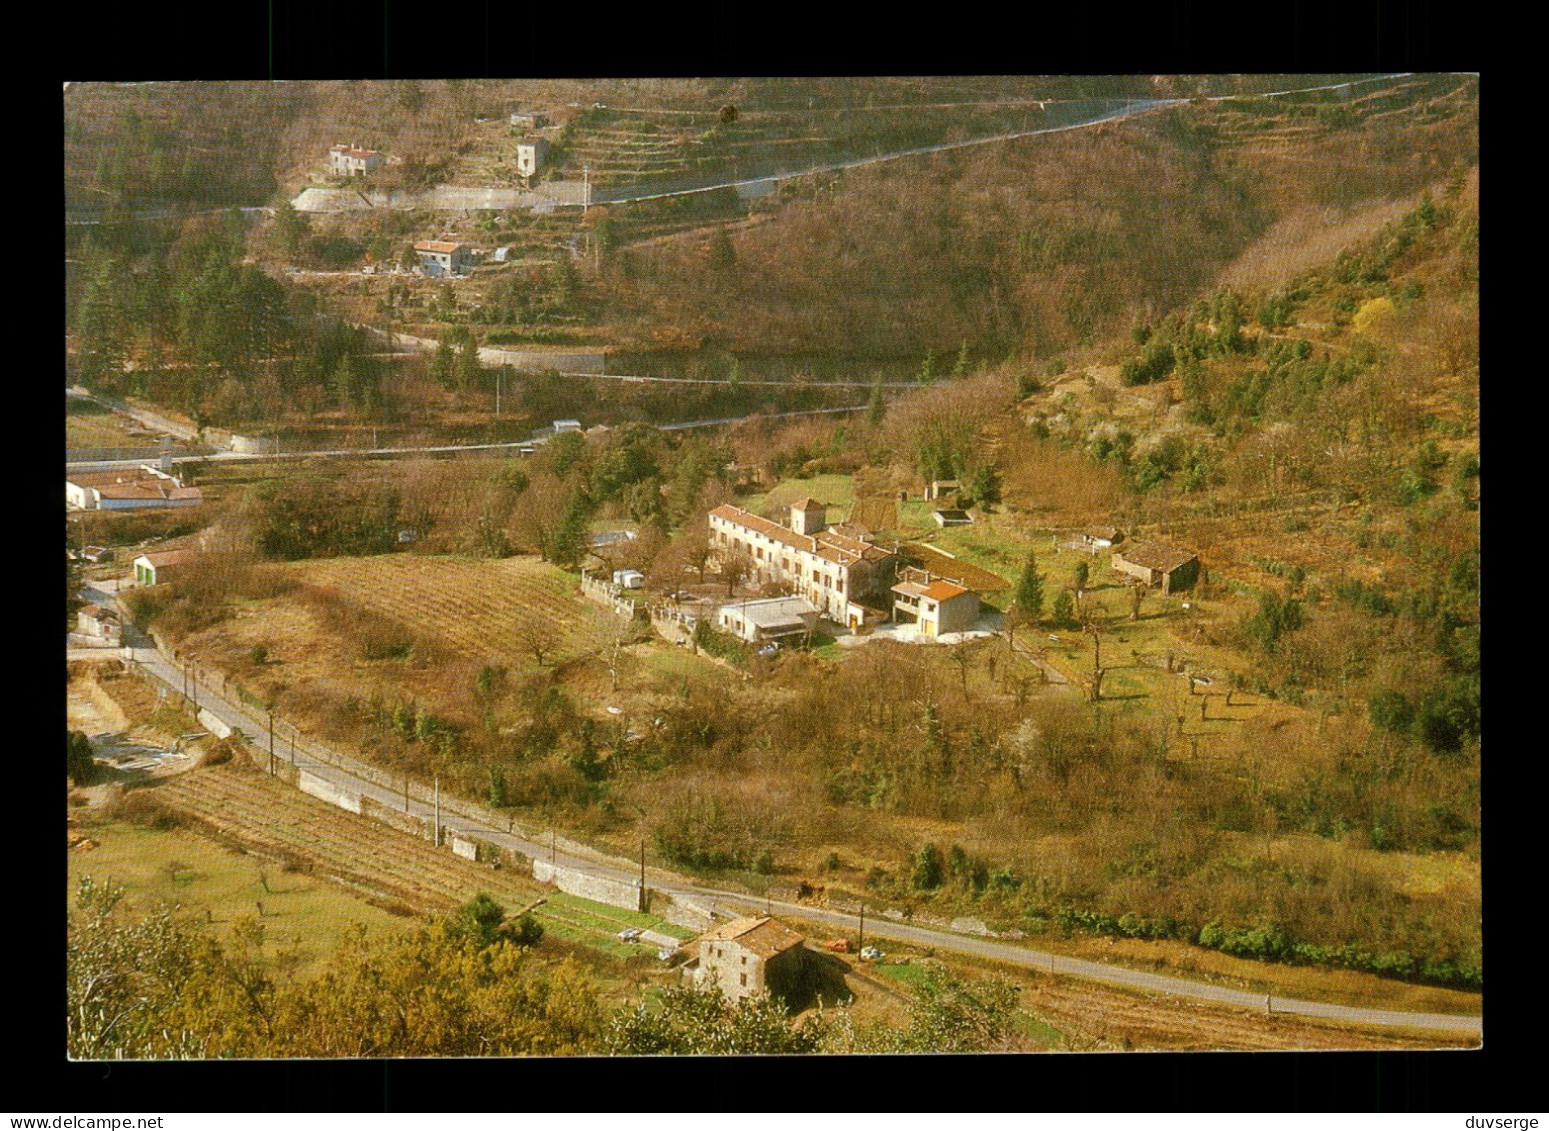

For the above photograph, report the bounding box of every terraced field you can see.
[148,763,697,964]
[152,762,542,914]
[282,554,603,664]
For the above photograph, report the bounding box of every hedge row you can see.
[1048,907,1480,991]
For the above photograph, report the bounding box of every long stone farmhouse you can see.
[708,500,900,628]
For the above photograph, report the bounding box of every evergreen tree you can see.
[918,349,935,385]
[952,339,971,379]
[867,378,885,427]
[1051,588,1076,628]
[329,352,358,409]
[431,337,456,388]
[1013,552,1044,624]
[456,329,482,393]
[73,259,129,390]
[548,489,591,569]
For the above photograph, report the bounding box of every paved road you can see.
[66,404,871,473]
[120,637,1480,1037]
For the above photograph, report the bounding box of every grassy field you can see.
[66,409,148,450]
[67,816,411,980]
[741,474,855,523]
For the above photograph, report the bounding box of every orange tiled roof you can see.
[414,240,466,254]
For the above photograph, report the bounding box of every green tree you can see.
[1367,689,1415,733]
[72,259,130,390]
[456,329,482,393]
[431,337,456,388]
[488,767,509,808]
[449,894,507,950]
[1012,552,1044,625]
[727,357,742,396]
[272,202,311,260]
[911,843,944,890]
[1051,588,1076,629]
[918,349,935,386]
[68,731,97,786]
[967,463,1002,508]
[951,339,971,379]
[887,967,1022,1052]
[606,984,820,1055]
[1073,561,1090,591]
[548,489,592,569]
[867,378,885,427]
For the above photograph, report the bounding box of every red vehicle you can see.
[825,938,851,953]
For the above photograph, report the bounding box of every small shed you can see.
[133,549,196,587]
[932,508,972,527]
[1080,526,1124,550]
[1112,542,1199,594]
[76,604,121,643]
[717,596,819,643]
[924,479,960,502]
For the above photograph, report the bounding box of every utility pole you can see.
[582,165,590,216]
[858,903,865,952]
[268,710,275,775]
[434,774,441,847]
[551,828,556,865]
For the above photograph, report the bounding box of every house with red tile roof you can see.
[890,566,981,636]
[707,501,900,627]
[329,143,384,177]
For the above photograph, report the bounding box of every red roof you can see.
[414,240,467,254]
[710,504,894,567]
[330,145,381,158]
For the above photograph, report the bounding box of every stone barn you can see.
[1112,542,1199,594]
[694,917,807,1005]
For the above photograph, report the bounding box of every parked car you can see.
[825,938,851,953]
[616,927,644,942]
[860,945,884,961]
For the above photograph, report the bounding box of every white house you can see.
[891,567,981,636]
[413,241,475,277]
[67,466,202,511]
[515,137,551,180]
[329,144,384,177]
